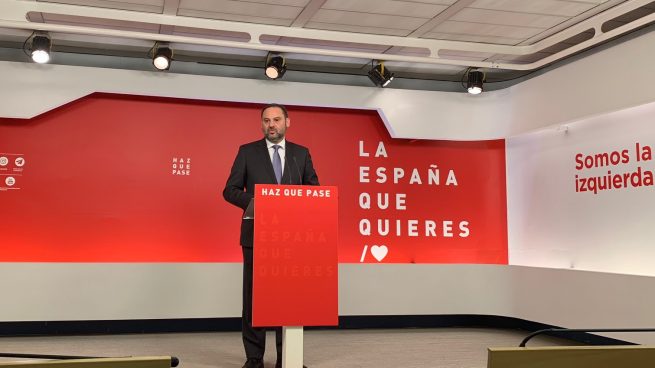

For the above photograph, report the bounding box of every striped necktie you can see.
[272,145,282,184]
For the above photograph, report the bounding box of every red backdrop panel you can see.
[253,185,338,327]
[0,93,507,263]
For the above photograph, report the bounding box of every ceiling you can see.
[0,0,654,87]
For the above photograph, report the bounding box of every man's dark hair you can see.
[261,103,288,119]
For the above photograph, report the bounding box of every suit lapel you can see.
[257,139,278,184]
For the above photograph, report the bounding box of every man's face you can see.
[261,107,290,143]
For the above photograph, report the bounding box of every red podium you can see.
[253,184,339,368]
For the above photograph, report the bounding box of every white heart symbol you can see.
[370,245,388,262]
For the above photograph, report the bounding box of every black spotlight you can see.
[30,33,51,64]
[152,44,173,71]
[265,55,286,80]
[368,61,394,87]
[467,69,484,95]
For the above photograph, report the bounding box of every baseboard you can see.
[0,315,634,346]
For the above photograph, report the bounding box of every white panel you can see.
[42,13,161,32]
[0,26,33,40]
[381,60,465,74]
[37,0,164,13]
[488,52,552,63]
[167,42,265,56]
[385,46,431,57]
[0,60,514,140]
[275,52,368,66]
[273,36,390,53]
[2,263,655,344]
[280,54,368,69]
[343,265,655,345]
[0,264,242,320]
[470,0,596,17]
[438,49,495,61]
[177,9,294,26]
[451,8,569,28]
[171,26,251,42]
[431,20,544,39]
[322,0,447,18]
[179,0,303,19]
[405,0,457,4]
[311,9,428,30]
[234,0,310,6]
[507,100,655,277]
[504,26,655,137]
[508,266,655,344]
[304,21,411,36]
[341,265,515,316]
[423,31,522,45]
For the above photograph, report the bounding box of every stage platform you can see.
[0,328,579,368]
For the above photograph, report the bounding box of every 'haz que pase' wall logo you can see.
[172,157,191,176]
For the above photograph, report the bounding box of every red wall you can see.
[0,94,507,263]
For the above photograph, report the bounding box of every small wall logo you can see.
[1,153,24,191]
[172,157,191,176]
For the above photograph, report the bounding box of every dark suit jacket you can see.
[223,138,320,247]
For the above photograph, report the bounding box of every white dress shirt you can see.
[265,138,286,174]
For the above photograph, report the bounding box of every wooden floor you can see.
[0,328,579,368]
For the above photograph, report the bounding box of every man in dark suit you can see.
[223,103,319,368]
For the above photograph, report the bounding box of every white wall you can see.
[505,28,655,136]
[507,100,655,276]
[2,25,655,141]
[2,25,655,344]
[2,264,654,343]
[0,60,512,141]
